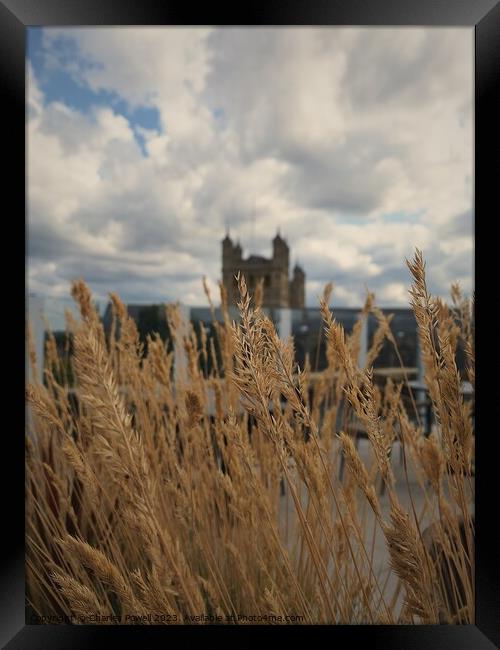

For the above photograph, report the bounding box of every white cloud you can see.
[377,282,410,305]
[28,27,474,310]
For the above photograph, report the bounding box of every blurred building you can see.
[26,294,45,384]
[222,231,305,308]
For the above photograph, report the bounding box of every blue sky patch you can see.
[28,28,161,156]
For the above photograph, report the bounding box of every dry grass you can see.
[26,250,474,624]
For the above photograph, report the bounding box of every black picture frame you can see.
[4,0,499,647]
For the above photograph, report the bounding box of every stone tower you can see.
[221,231,305,309]
[289,264,305,309]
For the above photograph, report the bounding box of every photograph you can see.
[25,25,476,629]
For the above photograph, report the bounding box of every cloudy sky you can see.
[27,27,474,312]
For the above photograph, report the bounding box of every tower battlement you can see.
[221,232,305,308]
